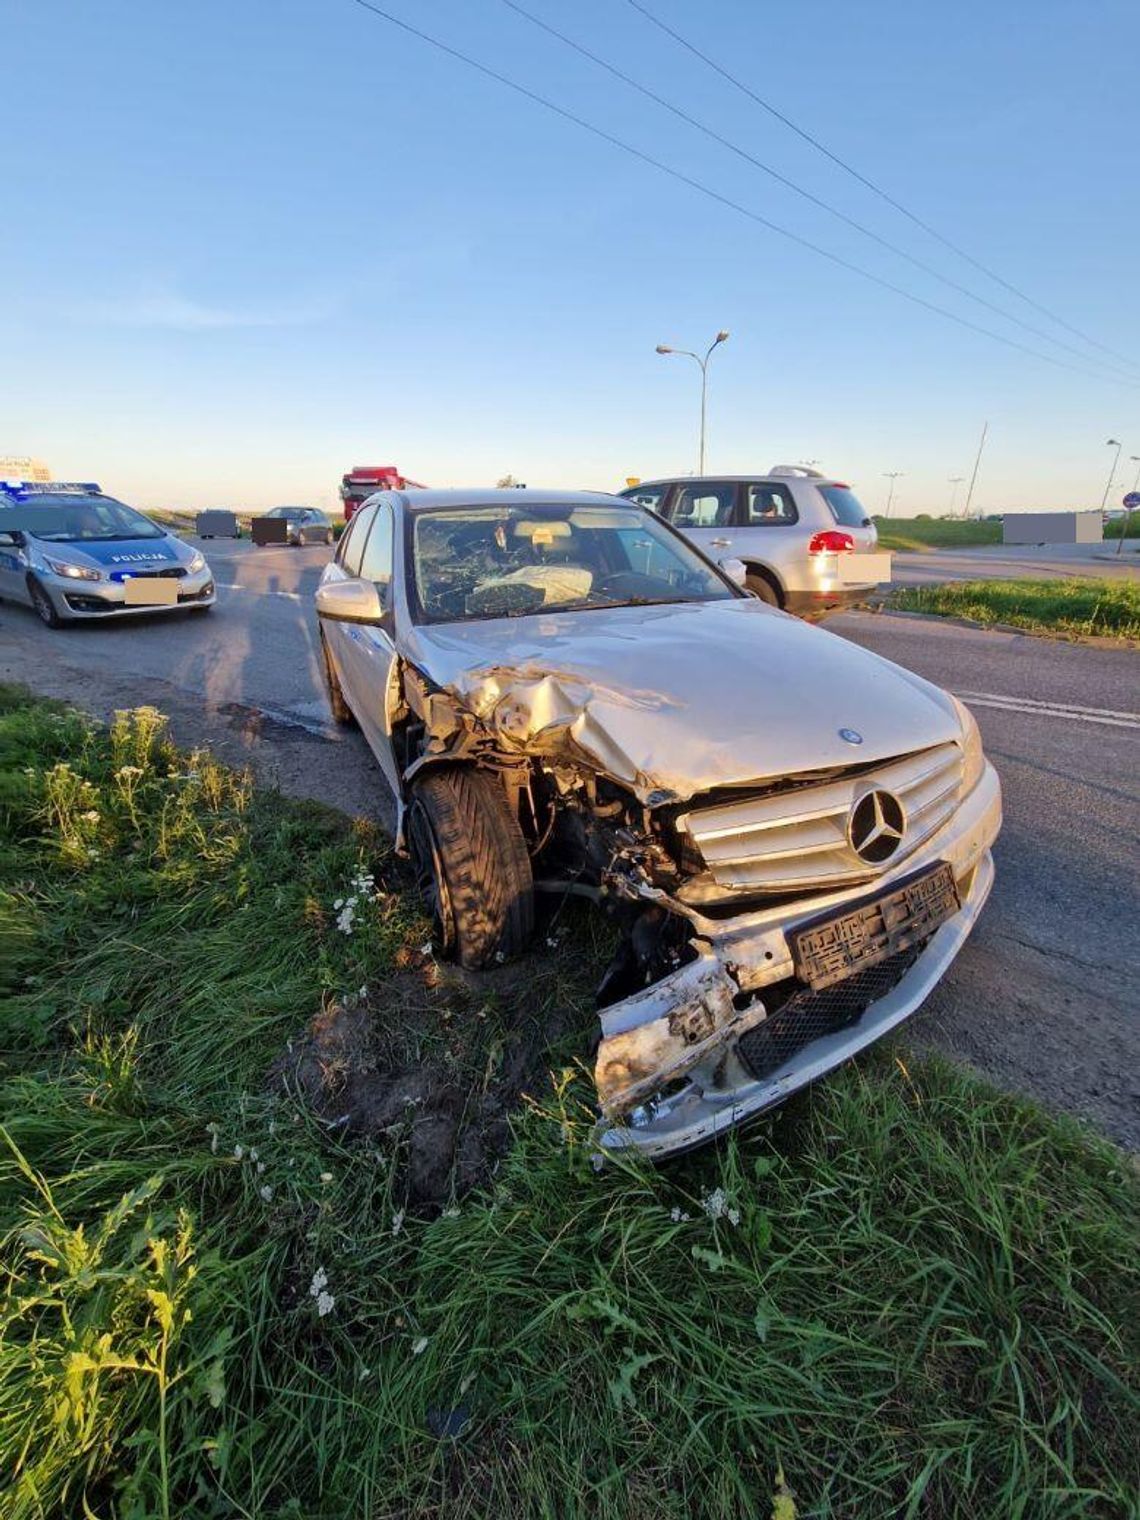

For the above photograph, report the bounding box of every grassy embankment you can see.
[890,577,1140,640]
[1,685,1137,1519]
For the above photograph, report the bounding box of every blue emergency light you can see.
[0,481,101,502]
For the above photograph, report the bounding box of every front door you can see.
[660,482,740,565]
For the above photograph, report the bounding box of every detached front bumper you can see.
[44,568,215,620]
[596,760,1001,1158]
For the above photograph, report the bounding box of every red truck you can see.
[339,465,427,521]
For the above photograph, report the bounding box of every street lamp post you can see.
[946,476,965,515]
[882,471,904,517]
[1099,438,1122,512]
[655,330,730,474]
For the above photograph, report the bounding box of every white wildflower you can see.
[259,1184,273,1201]
[316,1291,335,1317]
[249,1148,259,1162]
[419,941,433,958]
[358,1366,372,1381]
[256,1161,266,1174]
[411,1336,429,1356]
[81,809,100,823]
[320,1171,334,1184]
[309,1268,329,1297]
[358,985,368,999]
[669,1206,691,1223]
[590,1152,606,1172]
[233,1144,244,1160]
[700,1187,740,1226]
[205,1122,219,1154]
[441,1207,461,1219]
[391,1209,405,1237]
[116,765,143,779]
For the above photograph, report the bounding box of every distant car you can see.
[0,481,215,627]
[619,467,889,616]
[262,506,334,547]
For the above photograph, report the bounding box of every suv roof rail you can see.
[768,464,826,479]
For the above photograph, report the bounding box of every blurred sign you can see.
[0,456,51,482]
[1124,492,1140,509]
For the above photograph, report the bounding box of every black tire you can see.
[27,576,63,628]
[324,530,333,547]
[745,571,781,607]
[319,628,356,725]
[408,767,534,969]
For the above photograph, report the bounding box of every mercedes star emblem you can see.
[848,787,906,864]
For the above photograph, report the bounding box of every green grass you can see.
[872,517,1003,551]
[1,685,1137,1519]
[888,577,1140,640]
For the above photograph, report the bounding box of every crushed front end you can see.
[594,755,1001,1158]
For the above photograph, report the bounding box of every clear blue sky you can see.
[4,0,1139,513]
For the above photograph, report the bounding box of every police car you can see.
[0,481,215,627]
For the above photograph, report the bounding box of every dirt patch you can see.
[269,923,608,1205]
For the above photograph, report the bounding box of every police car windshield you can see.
[12,497,165,543]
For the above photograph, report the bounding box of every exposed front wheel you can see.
[27,577,63,628]
[407,767,534,969]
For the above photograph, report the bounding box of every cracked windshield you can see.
[411,503,735,621]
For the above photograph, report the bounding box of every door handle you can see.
[709,537,731,547]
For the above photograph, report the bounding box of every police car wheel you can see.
[27,577,63,629]
[324,531,333,546]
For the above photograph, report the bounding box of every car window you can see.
[745,484,798,525]
[409,503,736,623]
[819,485,870,527]
[358,502,394,600]
[339,504,376,577]
[620,483,668,513]
[670,483,736,528]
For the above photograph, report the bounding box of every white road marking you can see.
[958,690,1140,731]
[215,583,304,601]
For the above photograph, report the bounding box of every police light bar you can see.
[0,480,101,500]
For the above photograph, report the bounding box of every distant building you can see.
[0,456,52,482]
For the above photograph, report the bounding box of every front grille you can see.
[110,567,187,580]
[678,742,963,894]
[736,945,922,1082]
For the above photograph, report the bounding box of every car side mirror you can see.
[720,556,747,586]
[0,529,24,548]
[315,579,386,625]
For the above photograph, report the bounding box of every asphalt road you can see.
[2,536,1137,1147]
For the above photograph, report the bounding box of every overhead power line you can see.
[499,0,1140,384]
[344,0,1139,390]
[625,0,1135,372]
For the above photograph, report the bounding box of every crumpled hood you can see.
[401,598,961,802]
[42,536,185,571]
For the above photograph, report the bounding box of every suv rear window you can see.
[819,485,870,527]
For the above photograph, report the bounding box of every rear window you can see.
[819,485,870,527]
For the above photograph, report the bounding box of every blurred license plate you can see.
[839,551,892,585]
[124,577,179,605]
[791,863,959,990]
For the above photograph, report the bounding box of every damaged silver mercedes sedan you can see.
[315,489,1001,1158]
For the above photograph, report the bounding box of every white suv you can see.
[620,467,890,616]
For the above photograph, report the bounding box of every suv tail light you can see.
[808,530,855,554]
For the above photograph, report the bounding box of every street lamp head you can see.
[715,330,730,343]
[1106,438,1120,447]
[655,344,673,354]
